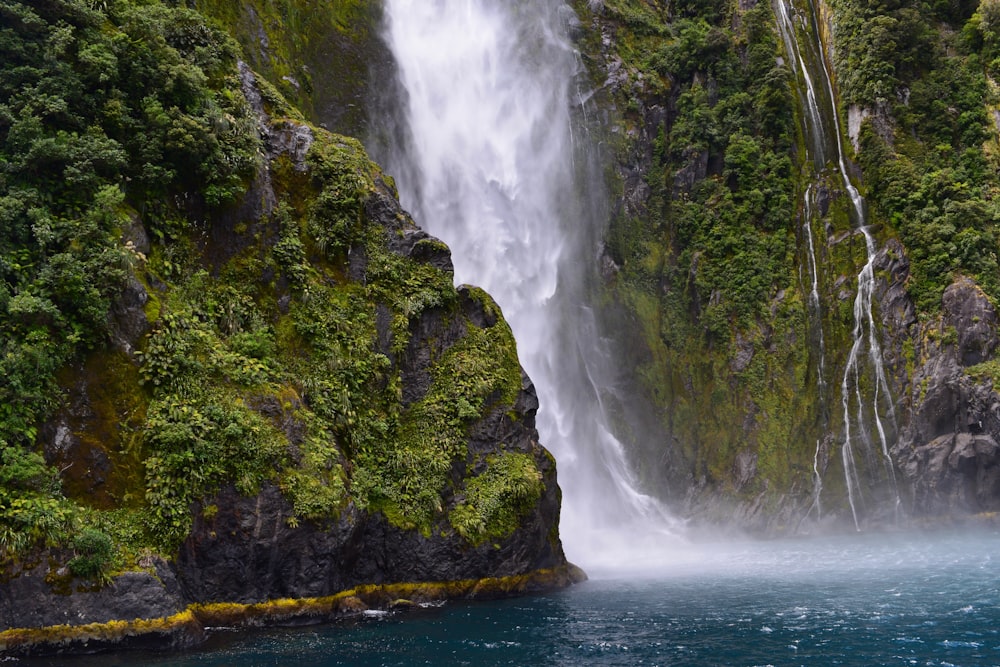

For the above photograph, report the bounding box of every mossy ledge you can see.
[0,564,586,658]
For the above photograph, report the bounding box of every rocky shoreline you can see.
[0,563,586,658]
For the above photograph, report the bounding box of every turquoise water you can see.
[21,530,1000,666]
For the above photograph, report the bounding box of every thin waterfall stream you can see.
[774,0,900,527]
[374,0,681,570]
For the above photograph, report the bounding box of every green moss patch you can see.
[450,453,544,546]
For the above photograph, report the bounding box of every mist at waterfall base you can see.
[40,530,1000,667]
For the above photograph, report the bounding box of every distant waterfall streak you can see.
[774,0,899,527]
[803,185,826,393]
[804,185,826,519]
[380,0,681,569]
[819,26,901,526]
[774,0,826,167]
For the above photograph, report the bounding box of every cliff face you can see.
[0,0,578,653]
[190,0,388,138]
[569,0,1000,530]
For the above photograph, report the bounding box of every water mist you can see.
[373,0,681,571]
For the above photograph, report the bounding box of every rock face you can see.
[889,276,1000,517]
[568,1,1000,531]
[0,558,185,631]
[176,451,562,604]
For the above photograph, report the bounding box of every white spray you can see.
[379,0,682,571]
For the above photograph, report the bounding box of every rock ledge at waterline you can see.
[0,564,586,657]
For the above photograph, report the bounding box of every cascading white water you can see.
[378,0,681,570]
[774,0,899,527]
[803,184,827,517]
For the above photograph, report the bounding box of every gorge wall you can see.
[569,0,1000,531]
[4,0,1000,652]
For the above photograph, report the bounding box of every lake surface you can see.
[19,529,1000,667]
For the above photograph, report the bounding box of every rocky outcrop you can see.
[176,453,563,604]
[0,558,185,632]
[1,57,579,656]
[571,0,1000,532]
[890,276,1000,517]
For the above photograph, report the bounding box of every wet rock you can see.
[672,150,709,196]
[108,275,149,356]
[730,332,754,373]
[733,450,757,491]
[121,214,150,256]
[0,557,184,632]
[176,403,562,604]
[891,271,1000,517]
[942,277,998,367]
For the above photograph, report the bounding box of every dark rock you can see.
[278,293,292,314]
[942,277,998,367]
[176,453,564,605]
[121,215,150,256]
[398,306,466,408]
[948,433,979,474]
[107,275,149,356]
[347,243,368,282]
[672,150,709,196]
[892,273,1000,517]
[408,235,454,272]
[457,286,500,329]
[730,333,754,373]
[0,557,184,632]
[814,184,831,217]
[515,370,540,428]
[375,303,394,356]
[733,450,757,491]
[365,176,454,275]
[269,120,315,170]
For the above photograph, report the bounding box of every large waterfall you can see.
[774,0,899,528]
[374,0,680,570]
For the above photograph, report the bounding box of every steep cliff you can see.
[569,0,1000,530]
[0,0,579,655]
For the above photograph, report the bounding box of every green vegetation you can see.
[835,0,1000,312]
[0,0,257,559]
[0,0,542,574]
[192,0,382,135]
[576,0,1000,518]
[67,528,114,580]
[352,293,522,535]
[595,0,795,336]
[451,452,544,546]
[575,0,812,500]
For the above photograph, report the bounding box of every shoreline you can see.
[0,563,586,658]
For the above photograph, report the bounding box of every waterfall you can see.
[773,0,899,527]
[803,184,827,518]
[375,0,681,570]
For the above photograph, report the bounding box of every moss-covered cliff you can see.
[189,0,386,138]
[0,0,579,653]
[570,0,1000,530]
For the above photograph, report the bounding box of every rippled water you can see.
[26,530,1000,667]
